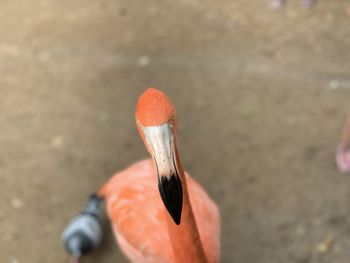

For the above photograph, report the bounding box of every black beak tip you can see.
[169,203,182,225]
[158,174,183,225]
[173,213,181,225]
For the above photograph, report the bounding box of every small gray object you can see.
[62,194,104,257]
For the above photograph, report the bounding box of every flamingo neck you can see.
[339,118,350,151]
[336,118,350,173]
[165,146,208,263]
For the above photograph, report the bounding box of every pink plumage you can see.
[99,159,220,263]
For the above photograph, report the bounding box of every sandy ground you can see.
[1,0,350,262]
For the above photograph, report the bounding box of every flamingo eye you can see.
[168,112,176,126]
[136,120,143,128]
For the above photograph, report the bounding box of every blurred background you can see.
[1,0,350,262]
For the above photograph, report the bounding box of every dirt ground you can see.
[1,0,350,262]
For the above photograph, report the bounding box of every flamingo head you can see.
[135,88,183,225]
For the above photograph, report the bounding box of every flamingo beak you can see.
[143,123,183,225]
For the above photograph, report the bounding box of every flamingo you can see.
[268,0,316,10]
[336,117,350,173]
[98,88,221,263]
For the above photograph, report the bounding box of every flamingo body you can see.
[99,159,220,263]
